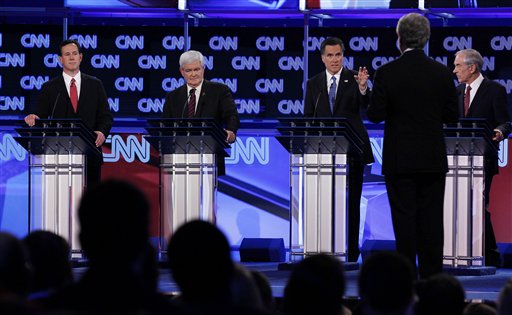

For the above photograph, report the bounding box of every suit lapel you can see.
[333,68,351,112]
[195,80,208,117]
[316,74,330,115]
[76,74,86,113]
[468,79,488,117]
[457,84,465,117]
[57,76,74,113]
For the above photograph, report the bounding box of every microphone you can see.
[50,93,61,120]
[181,89,195,118]
[312,90,322,118]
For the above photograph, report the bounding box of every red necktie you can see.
[463,85,471,117]
[187,88,196,118]
[70,78,78,113]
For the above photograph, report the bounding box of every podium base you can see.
[71,258,89,268]
[277,261,359,271]
[443,265,496,276]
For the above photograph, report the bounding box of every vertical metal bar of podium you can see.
[288,148,294,259]
[453,139,460,266]
[54,152,59,236]
[316,151,321,254]
[468,139,475,264]
[68,147,73,253]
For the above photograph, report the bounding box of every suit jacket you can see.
[162,80,240,132]
[162,80,240,175]
[458,77,511,174]
[304,68,374,164]
[35,73,113,137]
[367,49,459,175]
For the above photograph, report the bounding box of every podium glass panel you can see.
[443,155,485,266]
[29,153,85,256]
[160,153,216,247]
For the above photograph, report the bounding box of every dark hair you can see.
[284,254,346,315]
[320,37,345,55]
[359,251,415,313]
[59,39,82,56]
[415,273,465,315]
[22,230,72,292]
[78,179,149,263]
[167,220,234,302]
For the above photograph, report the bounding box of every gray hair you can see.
[455,49,483,72]
[397,13,430,49]
[179,50,204,68]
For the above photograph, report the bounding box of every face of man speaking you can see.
[180,60,204,88]
[321,44,343,75]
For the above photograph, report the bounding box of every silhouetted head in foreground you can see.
[22,230,72,294]
[167,220,234,305]
[0,232,30,298]
[78,179,149,266]
[283,254,346,315]
[359,251,415,315]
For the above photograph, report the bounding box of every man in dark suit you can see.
[304,37,373,262]
[367,13,459,278]
[24,39,113,189]
[162,50,240,175]
[453,48,511,267]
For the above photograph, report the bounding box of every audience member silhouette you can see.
[283,254,347,315]
[250,270,276,314]
[167,220,233,310]
[45,179,180,314]
[22,230,73,299]
[167,219,268,315]
[357,251,415,315]
[231,263,264,310]
[0,232,30,300]
[464,302,497,315]
[498,279,512,315]
[415,273,465,315]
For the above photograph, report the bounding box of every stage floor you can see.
[71,259,510,304]
[153,262,512,302]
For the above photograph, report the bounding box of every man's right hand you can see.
[24,114,40,127]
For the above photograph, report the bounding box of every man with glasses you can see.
[304,37,374,263]
[162,50,240,176]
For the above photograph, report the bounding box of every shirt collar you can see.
[63,71,81,86]
[468,73,484,91]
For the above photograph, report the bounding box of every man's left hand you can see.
[493,129,504,142]
[95,131,105,147]
[354,66,369,91]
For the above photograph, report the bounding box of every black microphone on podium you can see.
[181,89,195,118]
[312,90,323,118]
[50,93,61,120]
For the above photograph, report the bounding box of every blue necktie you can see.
[328,76,337,114]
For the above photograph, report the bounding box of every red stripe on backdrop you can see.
[491,140,512,243]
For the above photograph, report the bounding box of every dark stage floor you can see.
[72,261,511,303]
[153,262,512,302]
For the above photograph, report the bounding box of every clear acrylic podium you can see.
[276,118,363,261]
[443,119,497,268]
[145,118,229,253]
[15,119,101,257]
